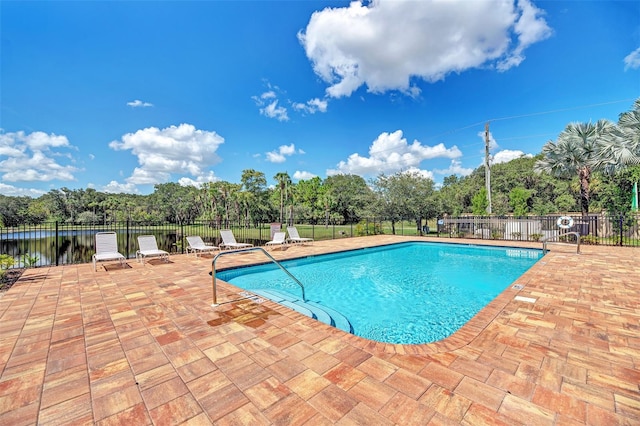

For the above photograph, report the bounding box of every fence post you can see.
[181,223,185,254]
[55,221,59,266]
[126,220,130,257]
[619,214,624,246]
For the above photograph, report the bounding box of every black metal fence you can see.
[438,213,640,247]
[1,214,638,268]
[0,221,358,268]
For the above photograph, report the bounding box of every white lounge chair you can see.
[265,232,287,250]
[186,236,219,257]
[93,232,126,271]
[219,229,253,250]
[136,235,169,264]
[287,226,314,245]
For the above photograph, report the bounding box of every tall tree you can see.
[0,195,31,227]
[373,171,437,234]
[273,172,292,224]
[323,174,374,224]
[597,98,640,174]
[509,187,532,217]
[437,175,465,216]
[150,183,200,223]
[591,166,640,213]
[240,169,268,226]
[471,187,489,216]
[295,177,325,223]
[535,120,615,217]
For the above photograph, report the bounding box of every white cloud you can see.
[434,160,474,177]
[253,84,290,122]
[177,172,219,188]
[477,129,498,150]
[261,100,289,122]
[265,143,303,163]
[492,149,532,164]
[497,0,553,70]
[400,167,434,181]
[292,97,329,114]
[127,99,154,108]
[0,130,79,182]
[299,0,552,98]
[253,80,328,120]
[293,170,317,180]
[108,123,224,185]
[326,130,461,176]
[101,180,140,194]
[0,182,46,197]
[473,129,533,165]
[624,47,640,71]
[265,152,285,163]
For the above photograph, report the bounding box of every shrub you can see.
[20,253,39,268]
[355,221,383,236]
[580,235,598,245]
[0,254,15,280]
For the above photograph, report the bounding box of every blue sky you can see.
[1,0,639,197]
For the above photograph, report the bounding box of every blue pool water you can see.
[218,242,543,344]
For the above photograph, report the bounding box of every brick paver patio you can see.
[0,235,638,425]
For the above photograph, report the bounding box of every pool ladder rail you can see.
[210,247,353,334]
[211,246,306,305]
[542,231,581,254]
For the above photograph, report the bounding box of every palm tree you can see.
[597,99,640,174]
[236,190,253,228]
[535,120,615,217]
[273,172,291,224]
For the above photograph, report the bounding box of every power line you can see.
[486,98,636,123]
[424,97,636,141]
[334,97,637,173]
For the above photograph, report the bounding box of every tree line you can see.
[1,100,639,228]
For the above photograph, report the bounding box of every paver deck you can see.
[0,235,639,425]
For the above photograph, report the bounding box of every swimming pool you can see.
[218,242,543,344]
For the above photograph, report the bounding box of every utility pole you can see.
[484,122,492,215]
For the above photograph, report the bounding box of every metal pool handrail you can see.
[542,232,581,254]
[210,247,306,306]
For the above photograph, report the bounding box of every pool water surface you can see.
[218,242,543,344]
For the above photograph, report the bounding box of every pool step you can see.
[251,289,331,326]
[306,301,354,334]
[251,289,353,334]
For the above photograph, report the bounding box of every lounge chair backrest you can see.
[272,232,286,243]
[288,227,301,239]
[138,235,160,251]
[220,230,237,244]
[96,232,119,253]
[187,236,205,247]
